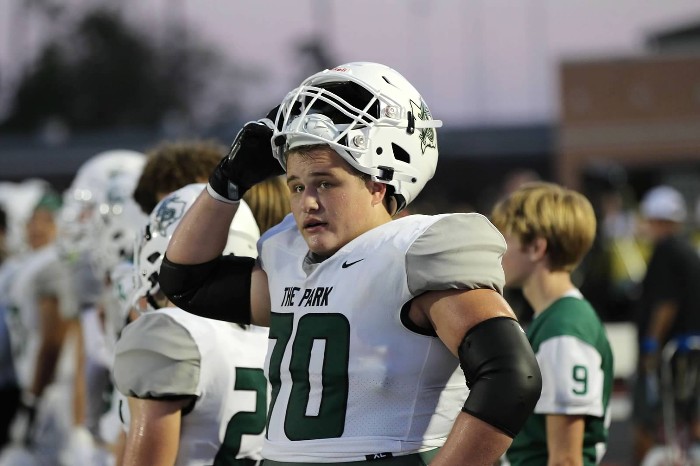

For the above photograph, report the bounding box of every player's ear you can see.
[528,236,548,261]
[368,181,387,206]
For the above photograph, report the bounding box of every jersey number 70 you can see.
[267,312,351,440]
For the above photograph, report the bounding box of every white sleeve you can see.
[113,312,201,399]
[534,335,605,417]
[406,213,506,295]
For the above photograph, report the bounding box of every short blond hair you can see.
[490,181,596,272]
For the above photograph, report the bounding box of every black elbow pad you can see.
[159,254,255,324]
[459,316,542,438]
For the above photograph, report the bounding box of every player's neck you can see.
[523,269,575,315]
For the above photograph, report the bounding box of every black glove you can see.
[265,104,283,129]
[207,109,285,203]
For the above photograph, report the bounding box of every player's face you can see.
[639,218,674,243]
[26,208,57,249]
[501,233,534,288]
[286,147,386,257]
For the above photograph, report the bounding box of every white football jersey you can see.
[6,244,76,390]
[259,212,506,462]
[113,307,270,466]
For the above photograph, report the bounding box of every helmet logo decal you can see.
[106,187,124,205]
[154,196,186,237]
[106,172,128,205]
[410,100,436,154]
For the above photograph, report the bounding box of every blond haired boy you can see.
[491,181,614,466]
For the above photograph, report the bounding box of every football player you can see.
[3,188,75,465]
[56,149,146,466]
[113,183,270,465]
[0,179,51,454]
[160,62,542,464]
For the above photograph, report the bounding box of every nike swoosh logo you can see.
[341,258,364,268]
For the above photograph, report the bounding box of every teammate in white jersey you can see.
[160,62,542,465]
[0,180,51,452]
[2,190,78,465]
[106,140,236,466]
[53,150,147,466]
[490,182,614,466]
[115,182,286,465]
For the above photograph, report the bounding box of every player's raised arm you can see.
[165,117,283,264]
[159,114,284,325]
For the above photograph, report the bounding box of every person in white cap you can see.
[640,185,687,224]
[633,185,700,465]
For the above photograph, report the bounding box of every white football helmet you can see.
[272,61,442,211]
[101,260,136,344]
[132,183,260,311]
[91,169,148,279]
[57,149,146,262]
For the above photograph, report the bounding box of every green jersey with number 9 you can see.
[506,291,614,466]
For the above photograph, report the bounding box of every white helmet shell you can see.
[272,62,442,211]
[91,168,148,278]
[58,149,146,260]
[132,183,260,310]
[68,150,146,206]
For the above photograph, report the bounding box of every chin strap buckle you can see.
[377,166,394,181]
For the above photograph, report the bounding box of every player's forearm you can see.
[122,434,178,466]
[431,412,512,466]
[32,297,68,396]
[32,343,62,397]
[545,414,585,466]
[647,301,677,343]
[547,453,583,466]
[124,398,182,466]
[166,189,238,265]
[72,320,86,425]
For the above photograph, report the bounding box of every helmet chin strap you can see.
[145,287,168,311]
[362,165,416,184]
[387,196,399,217]
[146,293,161,311]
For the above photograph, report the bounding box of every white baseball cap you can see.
[640,185,687,223]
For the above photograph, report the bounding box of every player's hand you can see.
[642,352,660,374]
[640,337,660,374]
[58,426,99,466]
[12,392,38,447]
[207,107,285,203]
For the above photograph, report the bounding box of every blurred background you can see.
[2,1,700,464]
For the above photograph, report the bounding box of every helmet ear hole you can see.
[147,251,161,264]
[391,143,410,164]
